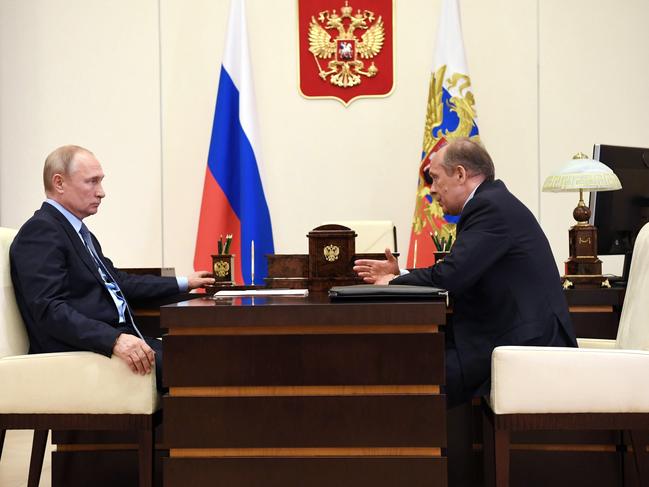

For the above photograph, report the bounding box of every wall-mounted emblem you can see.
[298,0,394,106]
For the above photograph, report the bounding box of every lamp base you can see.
[561,223,607,289]
[562,272,607,290]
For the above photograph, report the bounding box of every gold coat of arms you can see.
[298,0,394,106]
[323,244,340,262]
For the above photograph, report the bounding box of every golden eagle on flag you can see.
[406,0,480,268]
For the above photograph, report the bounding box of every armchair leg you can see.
[27,430,48,487]
[494,428,510,487]
[630,430,649,487]
[482,403,495,487]
[138,427,153,487]
[0,429,5,460]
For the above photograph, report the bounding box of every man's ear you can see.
[52,174,64,194]
[455,165,468,182]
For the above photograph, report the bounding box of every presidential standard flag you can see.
[194,0,274,284]
[406,0,480,269]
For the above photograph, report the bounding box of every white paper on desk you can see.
[213,289,309,297]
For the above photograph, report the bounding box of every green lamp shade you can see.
[542,153,622,193]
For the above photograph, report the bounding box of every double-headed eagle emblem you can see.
[323,244,340,262]
[411,65,479,247]
[308,1,385,88]
[213,260,230,278]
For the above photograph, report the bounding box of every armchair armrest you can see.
[0,351,159,414]
[490,346,649,415]
[577,338,616,349]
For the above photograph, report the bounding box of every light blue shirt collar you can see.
[45,199,84,238]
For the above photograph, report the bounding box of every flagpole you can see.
[406,0,478,269]
[193,0,274,283]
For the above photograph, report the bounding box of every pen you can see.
[431,231,442,251]
[224,234,232,254]
[251,240,255,285]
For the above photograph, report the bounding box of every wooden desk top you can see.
[161,295,446,329]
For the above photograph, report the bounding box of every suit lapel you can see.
[39,203,106,288]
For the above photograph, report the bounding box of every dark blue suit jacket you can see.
[10,203,180,357]
[392,180,577,394]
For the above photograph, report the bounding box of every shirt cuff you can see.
[399,268,409,276]
[176,276,188,292]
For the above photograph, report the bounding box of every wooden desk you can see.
[564,287,625,339]
[161,295,447,487]
[50,288,628,486]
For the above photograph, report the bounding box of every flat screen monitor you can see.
[589,144,649,280]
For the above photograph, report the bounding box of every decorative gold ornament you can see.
[412,64,480,239]
[214,260,230,277]
[308,1,385,88]
[323,244,340,262]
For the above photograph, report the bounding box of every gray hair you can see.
[442,137,495,182]
[43,145,93,192]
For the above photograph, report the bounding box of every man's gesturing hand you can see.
[353,248,400,284]
[112,334,155,375]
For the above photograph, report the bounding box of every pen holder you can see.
[211,254,235,286]
[433,251,450,264]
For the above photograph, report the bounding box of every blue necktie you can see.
[79,224,144,340]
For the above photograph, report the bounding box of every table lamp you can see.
[542,152,622,289]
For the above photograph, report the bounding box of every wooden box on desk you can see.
[266,253,364,292]
[307,224,356,277]
[266,254,309,289]
[265,225,388,292]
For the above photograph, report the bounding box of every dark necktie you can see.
[79,224,144,340]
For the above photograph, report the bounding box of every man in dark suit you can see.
[355,137,577,485]
[10,145,214,389]
[354,137,577,407]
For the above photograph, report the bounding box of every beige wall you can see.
[1,0,648,276]
[0,0,164,264]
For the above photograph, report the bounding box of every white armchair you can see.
[483,221,649,487]
[0,227,160,487]
[323,220,396,253]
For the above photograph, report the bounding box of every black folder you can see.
[329,284,446,301]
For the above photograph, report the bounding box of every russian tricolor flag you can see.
[194,0,274,284]
[406,0,479,269]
